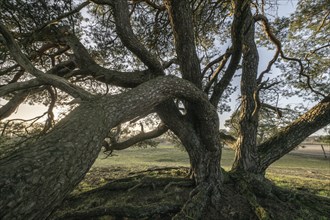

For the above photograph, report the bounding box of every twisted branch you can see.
[254,14,326,98]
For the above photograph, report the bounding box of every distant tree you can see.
[0,0,329,219]
[319,135,330,144]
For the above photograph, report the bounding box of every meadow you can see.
[84,145,330,198]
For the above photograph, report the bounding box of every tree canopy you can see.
[0,0,329,219]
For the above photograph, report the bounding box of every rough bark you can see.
[0,79,43,97]
[232,2,260,172]
[1,1,330,219]
[0,76,215,220]
[163,1,222,190]
[111,0,164,74]
[165,0,202,88]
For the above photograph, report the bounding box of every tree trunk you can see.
[0,76,215,220]
[155,101,222,219]
[164,0,222,184]
[0,100,109,220]
[232,3,260,172]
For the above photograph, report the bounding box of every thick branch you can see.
[165,0,202,87]
[258,95,330,173]
[0,76,218,219]
[0,79,43,97]
[232,1,260,172]
[111,0,164,74]
[63,32,156,88]
[163,2,221,162]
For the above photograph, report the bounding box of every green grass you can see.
[94,145,329,170]
[91,145,330,197]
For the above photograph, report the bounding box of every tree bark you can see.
[231,1,260,172]
[163,0,222,187]
[165,0,202,88]
[0,76,215,220]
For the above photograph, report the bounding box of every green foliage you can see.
[319,135,330,144]
[277,0,330,100]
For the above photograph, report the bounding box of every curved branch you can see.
[0,75,219,219]
[0,79,43,97]
[254,15,280,84]
[42,86,57,133]
[111,0,164,74]
[254,14,326,98]
[63,33,156,88]
[104,124,168,152]
[204,50,232,94]
[36,1,91,32]
[209,1,248,106]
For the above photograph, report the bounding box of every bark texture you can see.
[232,2,260,172]
[1,0,329,219]
[0,76,216,220]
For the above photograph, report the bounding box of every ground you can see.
[50,145,330,220]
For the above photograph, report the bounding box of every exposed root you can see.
[53,203,182,220]
[172,182,214,220]
[163,180,194,193]
[51,168,330,220]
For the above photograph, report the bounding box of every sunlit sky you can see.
[0,1,326,135]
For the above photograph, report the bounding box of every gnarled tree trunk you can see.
[232,2,260,173]
[0,76,215,220]
[1,0,330,219]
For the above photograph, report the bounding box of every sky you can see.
[0,0,327,135]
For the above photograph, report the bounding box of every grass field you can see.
[89,145,330,197]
